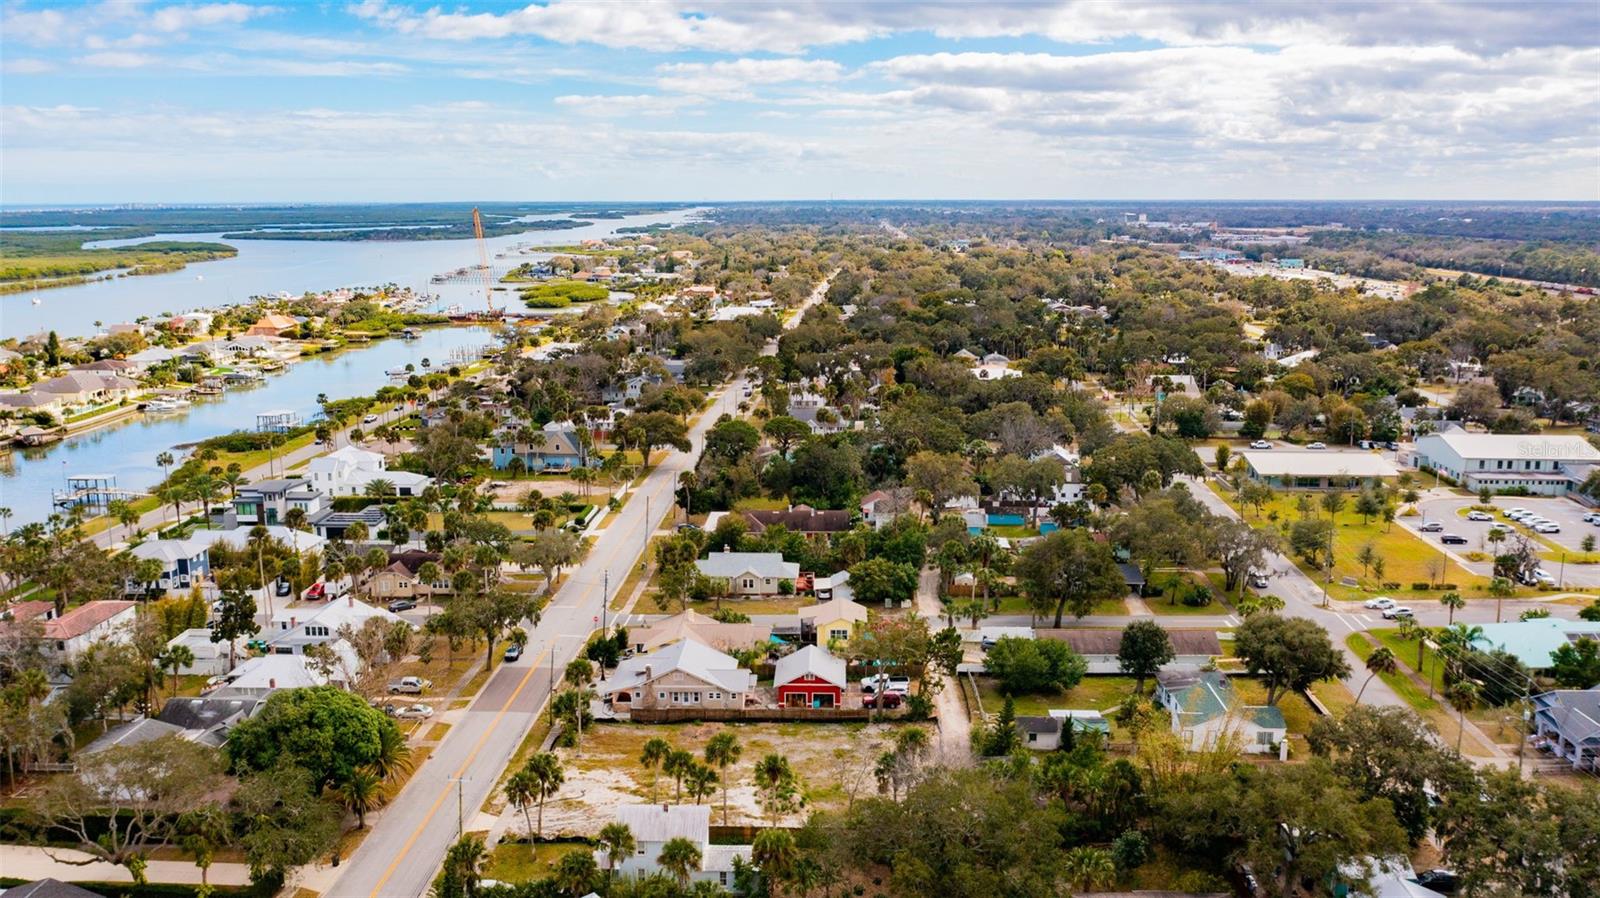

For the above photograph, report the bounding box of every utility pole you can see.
[448,775,468,838]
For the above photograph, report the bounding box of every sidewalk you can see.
[0,845,252,887]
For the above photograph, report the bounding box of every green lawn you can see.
[484,841,591,882]
[973,675,1141,723]
[979,593,1127,619]
[1369,626,1448,689]
[1214,485,1490,600]
[1343,632,1498,759]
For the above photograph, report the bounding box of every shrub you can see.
[1411,582,1432,590]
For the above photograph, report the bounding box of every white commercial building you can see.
[1412,431,1600,496]
[1241,450,1400,490]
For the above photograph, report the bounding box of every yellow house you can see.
[798,597,870,647]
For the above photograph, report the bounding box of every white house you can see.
[5,601,141,663]
[1413,431,1600,496]
[694,549,800,597]
[610,804,752,888]
[231,478,328,526]
[1155,669,1287,757]
[306,446,433,497]
[213,650,352,696]
[165,628,243,676]
[266,596,409,654]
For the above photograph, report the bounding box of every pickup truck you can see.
[860,674,910,695]
[388,676,432,694]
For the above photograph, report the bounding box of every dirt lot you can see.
[522,720,921,837]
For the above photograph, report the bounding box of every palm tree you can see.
[684,762,718,805]
[155,451,174,481]
[1448,680,1480,753]
[1439,591,1466,625]
[640,737,671,802]
[371,725,414,781]
[704,731,742,825]
[657,837,702,886]
[1356,647,1396,704]
[504,769,538,838]
[753,753,799,826]
[524,752,565,838]
[552,850,599,897]
[663,748,695,804]
[1063,846,1116,891]
[162,644,195,698]
[335,767,385,829]
[0,506,11,536]
[597,822,635,879]
[751,828,798,891]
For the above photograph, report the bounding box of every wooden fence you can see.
[628,706,873,724]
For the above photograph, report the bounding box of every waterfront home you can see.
[168,312,215,335]
[125,346,179,372]
[306,445,432,497]
[600,637,757,712]
[32,370,139,408]
[694,548,800,597]
[490,426,591,472]
[630,610,772,655]
[126,537,212,596]
[266,595,409,655]
[1155,669,1287,756]
[0,390,64,417]
[231,478,328,526]
[72,359,138,376]
[245,313,300,337]
[774,645,847,708]
[610,804,752,888]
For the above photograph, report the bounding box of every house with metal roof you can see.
[629,610,771,655]
[600,637,756,712]
[126,536,212,596]
[1155,669,1287,756]
[490,425,593,472]
[1040,627,1221,674]
[694,548,799,597]
[1531,686,1599,772]
[774,645,847,708]
[1469,619,1600,670]
[610,804,753,887]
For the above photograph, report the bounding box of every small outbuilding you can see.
[774,645,847,709]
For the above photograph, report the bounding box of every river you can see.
[0,207,704,526]
[2,207,702,338]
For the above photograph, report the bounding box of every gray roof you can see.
[1534,687,1600,746]
[241,478,310,495]
[695,550,799,581]
[1016,715,1062,735]
[613,803,710,843]
[2,879,107,898]
[774,645,847,689]
[81,717,186,755]
[604,637,755,696]
[1042,628,1220,656]
[156,695,264,731]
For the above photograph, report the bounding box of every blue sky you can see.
[2,0,1597,203]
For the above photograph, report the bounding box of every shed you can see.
[774,645,847,709]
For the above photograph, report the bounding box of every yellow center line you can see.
[367,634,563,897]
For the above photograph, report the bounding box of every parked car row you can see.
[1505,508,1561,533]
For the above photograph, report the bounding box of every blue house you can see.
[491,427,593,472]
[126,537,212,596]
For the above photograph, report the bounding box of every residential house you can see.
[125,346,178,373]
[266,595,408,654]
[32,370,139,408]
[156,695,265,747]
[694,549,800,597]
[186,526,328,560]
[165,628,241,676]
[126,537,212,595]
[602,373,664,404]
[1530,686,1598,772]
[610,804,752,888]
[214,650,352,696]
[309,506,389,540]
[859,488,912,528]
[1016,716,1066,750]
[1155,669,1287,756]
[231,478,327,526]
[168,312,214,335]
[0,879,105,898]
[246,313,300,337]
[741,504,853,540]
[0,390,64,417]
[72,359,138,376]
[787,390,846,434]
[797,596,870,647]
[44,601,138,662]
[1413,432,1600,496]
[1241,450,1400,490]
[80,717,189,755]
[600,638,756,711]
[368,550,452,601]
[629,610,771,655]
[306,446,432,497]
[490,426,592,472]
[774,645,847,708]
[1039,628,1221,674]
[1468,619,1600,671]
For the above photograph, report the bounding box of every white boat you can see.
[31,297,41,305]
[143,398,185,412]
[386,367,410,377]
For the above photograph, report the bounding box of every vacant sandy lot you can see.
[515,720,923,837]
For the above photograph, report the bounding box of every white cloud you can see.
[655,57,843,98]
[553,93,705,116]
[148,2,273,33]
[2,58,57,74]
[76,50,162,68]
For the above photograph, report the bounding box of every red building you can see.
[774,646,847,708]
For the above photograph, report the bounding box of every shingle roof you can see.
[2,878,107,898]
[694,550,798,581]
[743,506,853,534]
[157,696,264,731]
[81,717,187,754]
[43,601,135,640]
[630,610,771,653]
[1533,687,1600,746]
[797,597,870,625]
[774,645,847,689]
[1016,715,1062,735]
[1042,628,1220,656]
[603,637,754,696]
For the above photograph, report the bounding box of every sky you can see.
[2,0,1599,204]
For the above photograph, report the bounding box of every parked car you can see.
[1306,441,1327,450]
[860,674,911,695]
[1415,870,1460,894]
[1358,440,1373,449]
[387,599,417,613]
[395,704,433,720]
[1533,569,1557,586]
[1534,522,1561,534]
[1583,512,1600,524]
[504,643,523,661]
[1249,440,1272,450]
[1364,597,1397,610]
[1382,606,1415,620]
[1419,520,1445,532]
[275,579,291,597]
[1441,534,1469,545]
[1505,508,1530,519]
[1466,510,1493,522]
[388,676,432,694]
[1384,441,1399,451]
[862,691,902,710]
[1249,572,1270,589]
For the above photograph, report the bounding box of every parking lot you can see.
[1412,494,1600,588]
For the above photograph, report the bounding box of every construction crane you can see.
[471,207,500,316]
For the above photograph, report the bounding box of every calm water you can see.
[3,208,701,338]
[0,326,494,527]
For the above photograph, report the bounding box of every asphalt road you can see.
[327,275,835,898]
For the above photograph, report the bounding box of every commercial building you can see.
[1241,450,1400,490]
[1412,432,1600,496]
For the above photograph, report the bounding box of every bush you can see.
[985,636,1088,694]
[1411,582,1433,590]
[1382,581,1402,590]
[904,693,934,720]
[1182,585,1214,607]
